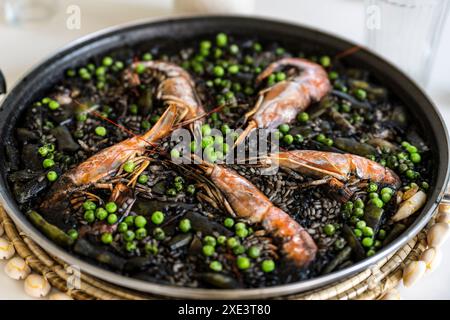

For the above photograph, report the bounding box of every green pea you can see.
[46,171,58,182]
[294,134,304,143]
[83,201,97,211]
[248,246,261,259]
[43,158,55,169]
[166,188,177,196]
[381,192,392,203]
[283,134,294,145]
[123,161,136,173]
[48,100,60,110]
[261,259,275,273]
[217,235,227,245]
[320,56,331,67]
[275,72,286,82]
[353,208,364,218]
[323,224,336,236]
[328,71,339,80]
[355,88,367,100]
[224,218,234,228]
[95,208,108,220]
[138,174,149,184]
[84,210,95,223]
[367,183,378,192]
[125,241,137,252]
[216,33,228,47]
[123,230,135,242]
[101,233,113,244]
[236,228,249,239]
[228,65,239,74]
[236,256,251,270]
[233,245,245,255]
[145,242,158,255]
[170,148,181,159]
[227,237,239,249]
[378,229,386,240]
[406,145,418,153]
[150,211,164,225]
[278,124,290,134]
[221,124,231,135]
[324,138,334,146]
[362,237,374,247]
[38,146,49,157]
[202,245,215,257]
[102,56,113,66]
[95,126,107,137]
[204,236,217,247]
[297,112,309,123]
[366,249,376,257]
[421,181,429,190]
[353,229,363,238]
[186,185,196,195]
[202,135,214,148]
[369,198,384,208]
[235,222,246,230]
[67,229,78,240]
[410,153,421,163]
[334,238,345,250]
[175,218,190,234]
[344,201,354,211]
[135,63,146,74]
[354,199,365,209]
[406,169,416,180]
[124,216,134,227]
[381,187,394,195]
[209,261,223,272]
[316,133,326,143]
[368,192,379,199]
[153,227,165,241]
[107,214,118,225]
[213,65,225,77]
[135,228,148,240]
[105,202,117,213]
[362,226,374,237]
[118,222,128,233]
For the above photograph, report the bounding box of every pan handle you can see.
[0,69,6,97]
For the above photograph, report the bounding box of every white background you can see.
[0,0,449,299]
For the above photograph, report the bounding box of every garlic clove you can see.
[4,257,31,280]
[0,237,15,259]
[380,288,401,300]
[48,292,73,300]
[24,274,51,298]
[427,222,450,248]
[436,212,450,224]
[392,191,427,222]
[402,261,426,288]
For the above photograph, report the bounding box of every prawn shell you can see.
[0,237,15,259]
[419,247,442,273]
[4,257,31,280]
[427,222,450,248]
[402,261,426,288]
[391,191,427,222]
[24,274,51,298]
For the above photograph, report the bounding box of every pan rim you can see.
[0,15,448,299]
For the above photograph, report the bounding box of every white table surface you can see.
[1,0,449,300]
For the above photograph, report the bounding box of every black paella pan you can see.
[0,16,449,299]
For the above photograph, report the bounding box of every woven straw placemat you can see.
[0,205,434,300]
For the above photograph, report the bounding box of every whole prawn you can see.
[235,58,331,146]
[265,150,401,195]
[199,161,317,268]
[127,60,205,135]
[40,105,179,224]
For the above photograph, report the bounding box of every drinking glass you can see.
[365,0,449,87]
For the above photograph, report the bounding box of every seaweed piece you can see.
[321,246,352,274]
[168,233,193,250]
[383,223,406,246]
[51,126,79,152]
[363,203,384,233]
[199,273,240,289]
[27,210,73,247]
[185,211,233,237]
[73,238,126,271]
[343,225,365,260]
